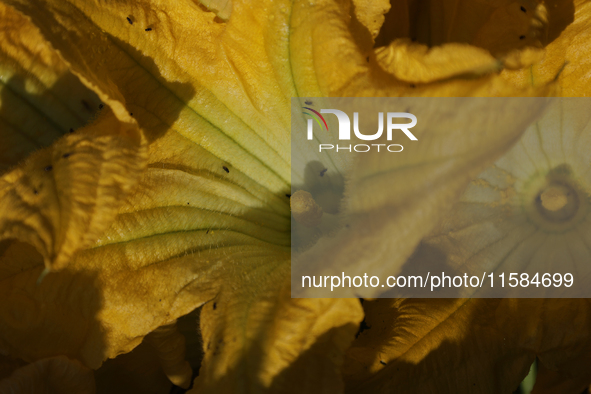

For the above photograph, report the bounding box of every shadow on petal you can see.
[0,239,107,369]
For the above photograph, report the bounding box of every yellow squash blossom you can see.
[344,99,591,393]
[0,0,587,393]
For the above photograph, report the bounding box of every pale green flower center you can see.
[522,165,588,232]
[538,184,576,217]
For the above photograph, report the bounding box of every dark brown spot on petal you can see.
[81,100,92,111]
[520,6,526,12]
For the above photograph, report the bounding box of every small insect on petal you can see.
[222,166,229,173]
[126,16,133,24]
[320,168,327,177]
[145,27,152,31]
[44,165,53,172]
[305,100,312,105]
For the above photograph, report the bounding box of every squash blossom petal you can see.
[0,356,95,393]
[0,2,101,170]
[0,0,578,392]
[0,0,361,391]
[342,5,591,384]
[501,0,591,95]
[344,296,591,393]
[425,100,591,294]
[343,100,591,393]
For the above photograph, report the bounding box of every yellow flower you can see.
[430,99,591,293]
[0,0,587,392]
[343,101,591,394]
